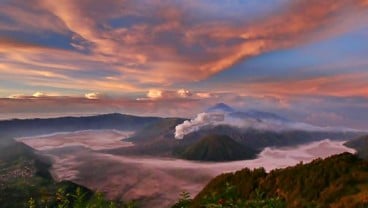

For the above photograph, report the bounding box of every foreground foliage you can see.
[172,185,285,208]
[0,141,134,208]
[189,153,368,208]
[27,187,136,208]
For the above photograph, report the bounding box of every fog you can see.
[174,112,360,139]
[16,130,134,150]
[17,130,356,208]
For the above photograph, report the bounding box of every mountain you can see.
[0,113,161,138]
[179,135,257,161]
[0,140,94,208]
[188,153,368,208]
[206,103,288,122]
[0,140,129,208]
[128,117,186,143]
[229,110,289,122]
[107,118,361,160]
[345,135,368,159]
[206,103,235,113]
[182,125,360,151]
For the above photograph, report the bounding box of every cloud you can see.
[85,92,103,100]
[1,0,368,130]
[196,92,212,99]
[7,92,57,99]
[33,92,47,97]
[0,92,208,120]
[1,0,366,88]
[177,89,192,98]
[228,72,368,98]
[0,1,68,33]
[141,89,212,101]
[146,89,163,99]
[305,112,345,127]
[7,94,27,99]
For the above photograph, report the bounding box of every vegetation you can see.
[172,184,286,208]
[186,153,368,208]
[0,140,134,208]
[26,187,136,208]
[179,135,257,161]
[0,115,367,207]
[345,135,368,159]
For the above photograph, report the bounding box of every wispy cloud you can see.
[1,0,368,129]
[1,0,367,87]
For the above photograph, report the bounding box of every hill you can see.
[345,135,368,159]
[179,135,257,161]
[183,125,360,150]
[0,140,135,208]
[128,117,186,143]
[0,113,161,138]
[0,140,86,207]
[188,153,368,208]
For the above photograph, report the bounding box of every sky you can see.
[0,0,368,129]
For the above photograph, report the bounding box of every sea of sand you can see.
[17,130,356,208]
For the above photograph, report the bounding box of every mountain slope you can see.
[345,135,368,159]
[180,135,257,161]
[0,141,93,208]
[184,125,359,150]
[128,117,186,143]
[190,153,368,208]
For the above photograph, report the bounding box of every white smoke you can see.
[175,112,225,139]
[174,111,360,140]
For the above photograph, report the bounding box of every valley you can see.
[16,129,356,207]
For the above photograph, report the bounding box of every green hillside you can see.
[180,135,257,161]
[188,153,368,208]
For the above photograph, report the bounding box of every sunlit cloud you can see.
[0,0,368,129]
[32,92,47,98]
[84,92,103,100]
[1,0,367,87]
[146,89,163,100]
[196,92,212,99]
[177,89,192,98]
[228,72,368,98]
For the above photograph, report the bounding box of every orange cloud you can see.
[6,0,364,85]
[230,72,368,98]
[0,0,367,95]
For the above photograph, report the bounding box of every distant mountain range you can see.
[0,113,161,138]
[0,106,367,207]
[207,103,289,122]
[104,104,363,161]
[0,105,364,162]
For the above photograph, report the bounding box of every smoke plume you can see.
[174,113,225,139]
[174,111,360,140]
